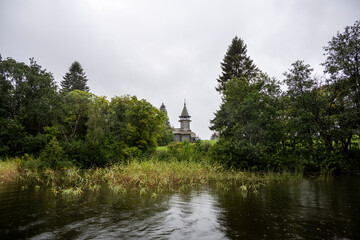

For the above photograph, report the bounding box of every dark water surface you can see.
[1,176,360,239]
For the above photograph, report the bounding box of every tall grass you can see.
[318,161,335,182]
[1,157,304,196]
[0,160,20,182]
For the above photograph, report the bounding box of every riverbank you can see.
[0,158,303,196]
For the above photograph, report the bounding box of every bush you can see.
[56,160,75,169]
[194,140,212,154]
[208,139,269,169]
[21,154,47,169]
[155,149,173,161]
[23,134,49,157]
[63,139,108,167]
[167,141,201,162]
[40,137,64,168]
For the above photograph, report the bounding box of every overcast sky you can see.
[1,0,359,139]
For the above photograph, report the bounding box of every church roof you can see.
[180,103,190,118]
[173,128,196,137]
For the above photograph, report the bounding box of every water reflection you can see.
[0,176,359,239]
[216,176,360,239]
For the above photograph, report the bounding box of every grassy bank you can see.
[0,160,20,183]
[0,158,303,196]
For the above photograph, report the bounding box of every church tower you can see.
[179,102,191,131]
[173,101,196,143]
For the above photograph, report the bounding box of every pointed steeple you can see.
[180,103,190,118]
[179,100,191,131]
[173,100,196,142]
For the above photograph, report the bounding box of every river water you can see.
[1,176,359,239]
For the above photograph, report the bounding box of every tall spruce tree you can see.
[61,61,90,92]
[216,36,258,93]
[211,37,281,168]
[158,103,174,146]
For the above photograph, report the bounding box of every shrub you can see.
[56,160,75,169]
[22,133,49,157]
[155,149,173,161]
[22,157,47,169]
[194,140,212,154]
[167,141,201,162]
[40,137,64,168]
[63,139,109,167]
[20,154,47,169]
[208,139,268,169]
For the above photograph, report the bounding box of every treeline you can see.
[1,21,359,173]
[0,59,172,167]
[210,20,360,172]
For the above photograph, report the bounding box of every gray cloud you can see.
[1,0,359,139]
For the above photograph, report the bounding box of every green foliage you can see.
[22,156,47,169]
[61,61,89,92]
[104,138,127,163]
[22,133,49,156]
[0,56,15,120]
[40,137,65,168]
[0,57,167,167]
[216,36,258,93]
[155,140,213,163]
[210,21,360,173]
[62,139,107,167]
[59,90,92,143]
[108,95,166,156]
[211,74,282,169]
[86,95,108,146]
[155,149,172,161]
[0,118,25,156]
[318,160,336,182]
[156,146,168,151]
[282,60,319,153]
[322,20,360,154]
[167,141,202,162]
[1,157,305,196]
[194,139,212,154]
[209,139,266,169]
[157,103,174,146]
[0,57,59,156]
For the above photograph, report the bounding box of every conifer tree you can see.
[158,103,174,146]
[61,61,90,92]
[216,36,258,93]
[160,103,170,127]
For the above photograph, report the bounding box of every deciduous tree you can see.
[322,20,360,153]
[283,60,318,154]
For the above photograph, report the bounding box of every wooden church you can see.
[173,102,196,143]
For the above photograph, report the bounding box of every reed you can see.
[318,161,335,182]
[61,187,83,196]
[1,157,304,196]
[0,160,20,182]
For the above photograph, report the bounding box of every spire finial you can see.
[184,98,186,105]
